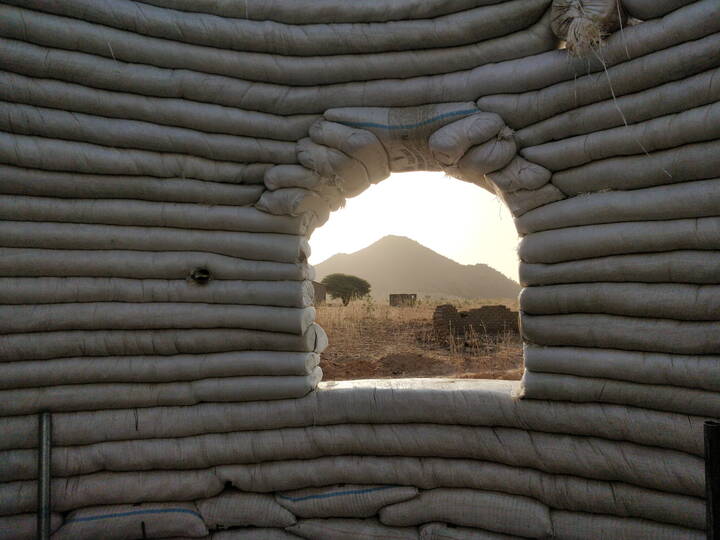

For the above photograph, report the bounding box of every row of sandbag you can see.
[0,2,555,86]
[0,453,705,531]
[0,321,327,415]
[140,0,693,24]
[1,380,706,456]
[479,2,720,128]
[0,422,704,497]
[2,485,703,540]
[1,2,714,116]
[0,0,551,58]
[521,368,720,417]
[0,166,269,206]
[2,25,711,155]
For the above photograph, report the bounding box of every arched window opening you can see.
[309,172,523,381]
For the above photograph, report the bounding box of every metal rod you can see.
[37,411,52,540]
[706,420,720,539]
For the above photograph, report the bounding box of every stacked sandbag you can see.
[0,380,708,538]
[1,0,717,538]
[480,0,720,466]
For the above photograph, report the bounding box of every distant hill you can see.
[314,235,520,301]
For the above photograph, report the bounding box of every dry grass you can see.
[316,297,523,381]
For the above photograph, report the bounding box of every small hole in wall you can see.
[308,171,523,383]
[189,267,211,285]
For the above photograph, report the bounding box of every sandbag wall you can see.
[0,380,711,539]
[0,0,718,538]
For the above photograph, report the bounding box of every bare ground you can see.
[316,298,523,381]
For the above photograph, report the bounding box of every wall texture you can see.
[0,0,718,538]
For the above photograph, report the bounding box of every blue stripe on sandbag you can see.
[277,485,398,502]
[65,507,201,524]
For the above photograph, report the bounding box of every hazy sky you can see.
[308,171,521,281]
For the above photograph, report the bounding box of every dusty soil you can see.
[316,299,523,381]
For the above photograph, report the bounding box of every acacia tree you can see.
[321,273,371,306]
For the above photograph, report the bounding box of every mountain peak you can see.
[314,236,519,300]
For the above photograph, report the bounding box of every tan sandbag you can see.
[0,221,310,264]
[6,0,547,57]
[522,313,720,355]
[1,379,704,456]
[221,455,705,526]
[552,139,720,194]
[515,67,720,148]
[134,0,520,24]
[379,488,551,538]
[288,518,418,539]
[0,70,316,142]
[520,282,720,320]
[520,251,720,287]
[622,0,697,20]
[0,323,328,361]
[0,469,224,516]
[0,368,322,416]
[309,121,390,183]
[3,421,699,487]
[456,127,517,176]
[0,130,271,183]
[217,424,706,496]
[550,510,704,540]
[0,165,265,206]
[485,156,551,193]
[0,101,295,164]
[0,277,314,307]
[428,113,504,167]
[276,484,418,519]
[478,30,720,128]
[0,195,310,234]
[51,502,208,540]
[0,248,313,281]
[296,138,370,197]
[212,530,300,539]
[0,351,319,390]
[515,178,720,234]
[522,102,720,171]
[264,166,323,191]
[518,218,720,264]
[494,183,565,217]
[0,513,63,540]
[212,530,300,540]
[522,371,720,418]
[196,490,296,529]
[255,188,333,228]
[0,2,554,86]
[0,303,315,335]
[420,523,523,539]
[2,0,713,117]
[524,345,720,391]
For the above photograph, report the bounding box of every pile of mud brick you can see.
[432,304,519,339]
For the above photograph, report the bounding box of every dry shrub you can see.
[316,297,523,381]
